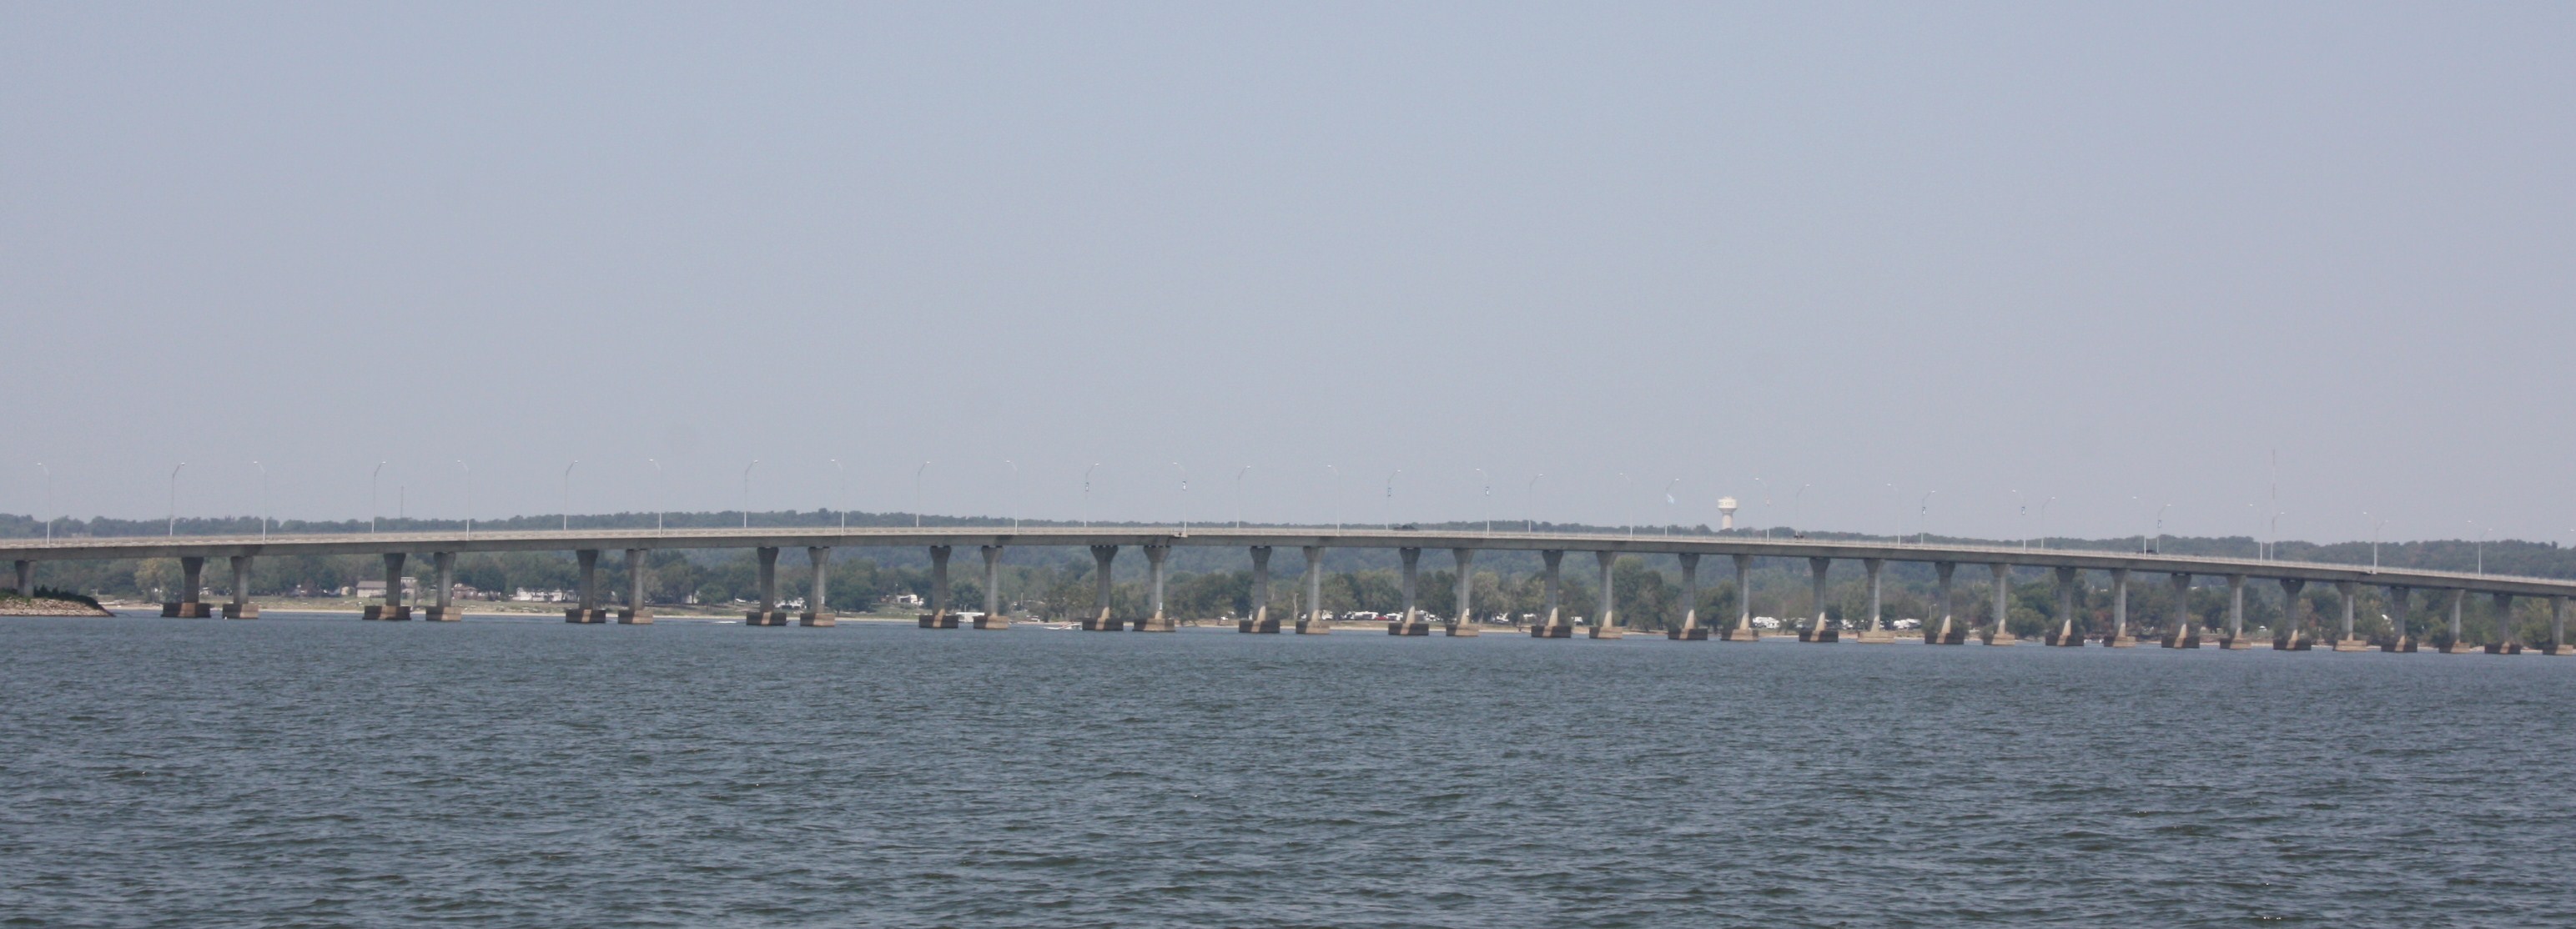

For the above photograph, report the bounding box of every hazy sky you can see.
[5,3,2572,543]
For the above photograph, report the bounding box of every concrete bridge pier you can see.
[1927,562,1964,644]
[364,553,410,620]
[972,545,1009,629]
[1522,550,1568,637]
[1085,545,1122,630]
[1854,559,1893,643]
[2548,596,2571,655]
[801,547,838,626]
[1447,548,1481,636]
[918,545,957,628]
[744,546,787,625]
[1135,544,1175,631]
[1722,553,1760,641]
[1799,557,1839,642]
[2045,566,2082,646]
[1241,546,1278,632]
[224,555,259,619]
[2382,586,2416,651]
[1296,545,1331,634]
[2104,568,2136,646]
[424,552,462,621]
[1587,550,1623,638]
[2218,575,2251,648]
[2161,574,2201,647]
[2330,580,2367,650]
[1984,563,2018,645]
[162,555,212,618]
[565,550,606,623]
[1391,548,1429,635]
[2275,580,2311,649]
[11,560,28,598]
[1669,553,1707,640]
[2485,593,2520,654]
[2437,589,2470,652]
[613,550,648,624]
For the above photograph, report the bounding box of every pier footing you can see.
[1983,631,2020,646]
[1530,624,1573,638]
[422,607,465,622]
[918,613,958,629]
[742,611,790,626]
[221,604,259,620]
[1668,626,1709,640]
[1082,617,1125,631]
[798,611,836,627]
[1587,626,1624,639]
[1133,618,1177,632]
[564,609,605,623]
[1294,620,1333,634]
[973,615,1012,630]
[613,608,648,625]
[1388,621,1431,636]
[161,602,214,618]
[1720,627,1761,641]
[2330,638,2371,652]
[1239,618,1280,633]
[1445,623,1482,637]
[363,605,411,621]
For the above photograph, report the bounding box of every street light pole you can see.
[2154,503,2172,554]
[1172,462,1190,535]
[1384,469,1401,530]
[562,460,577,532]
[1474,468,1492,536]
[35,463,48,542]
[1662,478,1683,536]
[1524,473,1542,534]
[1752,476,1769,540]
[166,462,185,537]
[830,458,846,532]
[1918,490,1936,544]
[1327,464,1343,533]
[1082,463,1099,529]
[1234,465,1250,530]
[913,461,928,528]
[2365,512,2385,572]
[2473,520,2487,575]
[2038,497,2055,550]
[1003,459,1017,531]
[2010,489,2025,549]
[457,460,471,539]
[370,461,385,535]
[741,460,758,530]
[1792,483,1810,538]
[253,460,268,540]
[645,459,662,532]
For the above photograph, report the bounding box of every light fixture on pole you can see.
[2038,496,2055,550]
[371,461,385,535]
[2365,512,2386,573]
[1234,465,1250,530]
[457,460,472,539]
[2471,520,2487,575]
[645,459,662,532]
[1082,463,1099,529]
[1474,468,1492,536]
[741,460,758,530]
[830,458,847,531]
[1384,470,1401,530]
[1326,464,1342,532]
[1003,459,1017,531]
[1792,483,1811,538]
[35,463,49,542]
[1524,473,1543,534]
[1662,478,1682,536]
[561,460,578,532]
[1918,490,1936,544]
[253,460,268,541]
[913,461,928,528]
[2152,503,2171,554]
[1172,462,1190,535]
[167,462,185,537]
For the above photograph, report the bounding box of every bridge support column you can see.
[566,550,605,623]
[2046,566,2082,646]
[2162,574,2201,647]
[1241,547,1277,632]
[1588,550,1623,638]
[2382,585,2415,651]
[1391,548,1428,635]
[2218,575,2249,648]
[160,555,211,617]
[223,555,259,619]
[2548,596,2571,655]
[970,545,1009,629]
[2275,580,2311,649]
[361,553,408,620]
[1135,544,1175,631]
[799,547,838,626]
[422,552,461,621]
[1531,550,1570,637]
[2105,568,2135,646]
[1927,562,1963,644]
[1722,554,1760,640]
[918,545,956,628]
[1446,548,1480,636]
[613,550,648,624]
[1983,564,2017,645]
[1084,545,1121,630]
[2438,589,2470,652]
[2330,580,2367,650]
[1854,559,1892,643]
[742,547,785,625]
[11,560,28,598]
[1296,545,1331,634]
[2486,593,2520,654]
[1669,553,1707,640]
[1799,557,1838,642]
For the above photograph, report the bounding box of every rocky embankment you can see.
[0,595,113,617]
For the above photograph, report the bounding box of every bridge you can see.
[5,527,2569,654]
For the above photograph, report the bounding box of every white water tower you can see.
[1718,496,1738,530]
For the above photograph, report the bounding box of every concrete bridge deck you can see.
[4,527,2568,652]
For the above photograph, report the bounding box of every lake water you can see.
[3,613,2571,927]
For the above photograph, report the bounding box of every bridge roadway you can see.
[4,527,2569,653]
